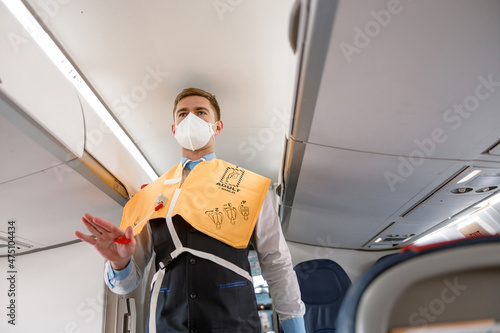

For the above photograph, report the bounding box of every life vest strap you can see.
[154,188,253,282]
[149,266,166,333]
[166,189,183,249]
[163,178,181,185]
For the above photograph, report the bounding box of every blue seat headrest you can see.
[294,259,352,333]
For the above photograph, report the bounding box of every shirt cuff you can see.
[281,317,306,333]
[105,259,132,288]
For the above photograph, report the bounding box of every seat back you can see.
[336,236,500,333]
[294,259,352,333]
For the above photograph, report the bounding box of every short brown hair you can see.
[173,88,221,121]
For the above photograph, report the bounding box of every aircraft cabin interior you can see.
[1,0,499,332]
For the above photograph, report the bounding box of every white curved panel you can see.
[283,143,460,248]
[78,92,151,195]
[0,109,63,184]
[0,2,84,158]
[0,162,124,247]
[307,0,500,159]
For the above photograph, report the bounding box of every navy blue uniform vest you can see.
[147,216,261,333]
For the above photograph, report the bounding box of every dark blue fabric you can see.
[148,216,260,332]
[294,259,352,333]
[374,252,400,266]
[336,236,500,333]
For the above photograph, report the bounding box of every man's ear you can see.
[171,124,176,135]
[214,120,223,135]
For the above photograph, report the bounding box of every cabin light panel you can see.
[2,0,158,181]
[457,169,482,184]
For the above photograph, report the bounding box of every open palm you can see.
[75,213,136,270]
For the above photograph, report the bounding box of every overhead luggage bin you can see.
[0,2,135,254]
[281,0,500,249]
[0,2,84,160]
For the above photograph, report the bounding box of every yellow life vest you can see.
[120,159,271,249]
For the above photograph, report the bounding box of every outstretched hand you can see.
[75,213,136,270]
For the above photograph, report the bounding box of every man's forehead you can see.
[175,96,214,112]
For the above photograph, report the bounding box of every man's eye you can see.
[198,111,207,115]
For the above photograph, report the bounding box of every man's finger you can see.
[89,215,120,234]
[75,231,97,245]
[81,216,103,238]
[125,226,134,240]
[82,214,119,237]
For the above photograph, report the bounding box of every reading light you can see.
[2,0,158,181]
[457,169,482,184]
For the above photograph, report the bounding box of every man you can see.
[76,88,305,332]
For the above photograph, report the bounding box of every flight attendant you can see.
[76,88,306,332]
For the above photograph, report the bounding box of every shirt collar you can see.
[181,152,216,170]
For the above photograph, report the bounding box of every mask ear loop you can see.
[210,120,220,135]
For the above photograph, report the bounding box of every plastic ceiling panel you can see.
[0,2,84,159]
[78,92,152,196]
[0,110,62,184]
[409,182,500,246]
[0,162,124,249]
[282,143,460,248]
[363,221,438,249]
[0,82,124,252]
[284,206,384,248]
[489,142,500,156]
[401,166,500,220]
[283,0,500,249]
[290,144,459,220]
[306,0,500,159]
[485,202,500,230]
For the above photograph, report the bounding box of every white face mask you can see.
[174,112,217,151]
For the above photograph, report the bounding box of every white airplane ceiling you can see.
[23,0,298,185]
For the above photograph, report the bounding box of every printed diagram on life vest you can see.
[216,167,245,194]
[239,201,249,220]
[223,203,237,224]
[205,201,249,229]
[205,208,224,229]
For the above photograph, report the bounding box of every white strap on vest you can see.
[164,178,181,185]
[181,247,252,281]
[164,189,253,282]
[165,189,184,249]
[148,263,166,332]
